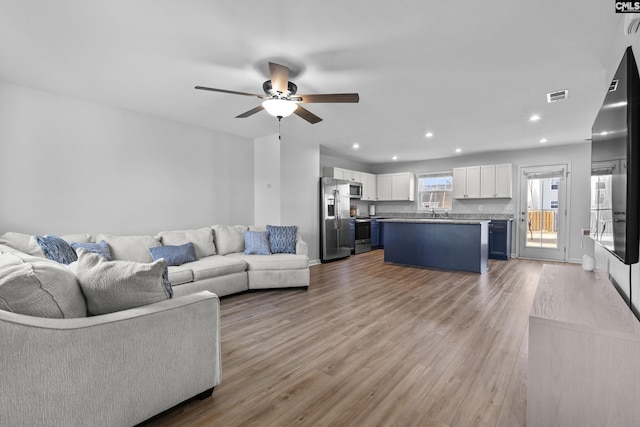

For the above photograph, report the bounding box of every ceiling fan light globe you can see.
[262,99,298,118]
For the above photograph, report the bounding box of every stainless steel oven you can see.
[354,218,371,254]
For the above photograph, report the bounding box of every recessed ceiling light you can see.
[392,155,398,160]
[425,132,434,138]
[455,148,462,153]
[353,143,360,149]
[529,114,541,122]
[539,138,548,143]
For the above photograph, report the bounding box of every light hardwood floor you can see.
[144,250,546,427]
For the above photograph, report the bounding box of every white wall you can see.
[281,136,320,263]
[0,82,254,236]
[254,134,281,225]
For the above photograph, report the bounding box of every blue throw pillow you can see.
[71,240,113,261]
[243,231,272,255]
[34,235,78,265]
[266,225,297,254]
[149,242,197,266]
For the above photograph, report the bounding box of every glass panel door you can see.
[519,165,567,261]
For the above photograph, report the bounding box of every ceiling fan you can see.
[195,62,359,124]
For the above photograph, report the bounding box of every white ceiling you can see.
[0,0,625,163]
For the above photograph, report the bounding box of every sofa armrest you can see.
[296,235,308,256]
[0,291,221,427]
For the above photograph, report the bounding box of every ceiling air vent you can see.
[609,79,619,92]
[546,89,568,103]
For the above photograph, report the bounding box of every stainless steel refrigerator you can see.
[320,177,351,262]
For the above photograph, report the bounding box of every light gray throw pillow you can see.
[70,249,171,316]
[0,252,87,318]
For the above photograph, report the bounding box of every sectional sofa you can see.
[0,224,310,297]
[0,224,310,427]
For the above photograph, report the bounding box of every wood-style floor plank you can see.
[143,251,546,427]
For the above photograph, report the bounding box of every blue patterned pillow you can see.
[243,231,272,255]
[34,235,78,265]
[149,242,197,266]
[71,240,113,261]
[266,225,297,254]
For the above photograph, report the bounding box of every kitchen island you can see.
[378,218,489,273]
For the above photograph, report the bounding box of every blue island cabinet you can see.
[371,218,384,249]
[488,219,512,260]
[382,220,489,273]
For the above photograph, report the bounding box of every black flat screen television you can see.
[591,46,640,265]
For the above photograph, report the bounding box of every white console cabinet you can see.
[528,265,640,427]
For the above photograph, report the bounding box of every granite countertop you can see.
[371,213,514,221]
[377,218,490,224]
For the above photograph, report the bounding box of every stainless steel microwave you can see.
[349,182,363,199]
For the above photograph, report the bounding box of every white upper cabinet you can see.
[323,167,361,182]
[454,164,511,199]
[360,172,377,201]
[377,172,415,201]
[453,166,481,199]
[494,163,513,198]
[481,165,496,198]
[323,167,415,202]
[376,174,393,200]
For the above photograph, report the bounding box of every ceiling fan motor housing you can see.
[263,80,297,97]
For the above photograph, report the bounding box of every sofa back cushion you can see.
[0,252,87,318]
[95,234,161,263]
[0,232,45,257]
[212,225,248,255]
[156,227,216,258]
[70,249,171,316]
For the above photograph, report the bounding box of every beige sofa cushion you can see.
[0,252,87,318]
[212,225,248,255]
[96,234,162,263]
[156,227,216,258]
[61,233,92,244]
[0,232,44,257]
[226,253,309,271]
[167,265,195,285]
[187,255,247,281]
[0,232,93,257]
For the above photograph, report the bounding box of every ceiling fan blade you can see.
[195,86,264,98]
[269,62,289,94]
[295,93,360,103]
[294,105,323,124]
[236,104,265,118]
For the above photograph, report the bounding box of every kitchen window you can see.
[418,172,453,210]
